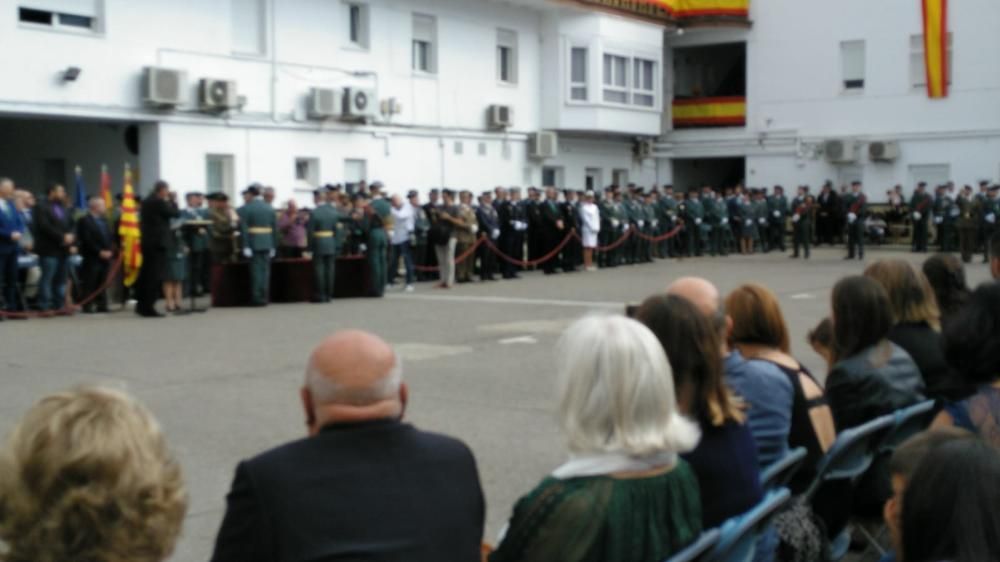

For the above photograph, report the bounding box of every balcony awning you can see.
[575,0,750,26]
[672,96,746,127]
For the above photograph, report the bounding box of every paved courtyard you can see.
[0,247,992,561]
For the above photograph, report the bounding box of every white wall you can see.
[659,0,1000,196]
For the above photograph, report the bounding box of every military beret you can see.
[206,192,228,201]
[243,185,261,196]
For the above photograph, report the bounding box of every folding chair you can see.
[706,488,792,562]
[760,447,807,491]
[804,414,896,560]
[664,529,721,562]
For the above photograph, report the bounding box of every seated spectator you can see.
[882,428,973,562]
[726,283,836,491]
[921,253,970,324]
[0,386,187,562]
[865,259,966,400]
[490,315,701,562]
[808,317,835,370]
[635,294,762,528]
[992,230,1000,280]
[933,283,1000,448]
[900,439,1000,562]
[668,276,793,469]
[211,330,485,562]
[826,275,925,517]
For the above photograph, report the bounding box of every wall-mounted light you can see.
[62,66,81,82]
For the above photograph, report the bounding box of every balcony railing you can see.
[672,96,746,128]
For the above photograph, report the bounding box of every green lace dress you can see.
[489,460,702,562]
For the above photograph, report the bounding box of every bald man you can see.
[666,277,793,469]
[211,331,485,562]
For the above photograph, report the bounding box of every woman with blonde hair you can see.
[864,259,965,400]
[0,386,187,562]
[490,315,702,562]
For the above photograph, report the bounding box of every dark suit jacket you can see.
[0,200,25,254]
[33,200,74,257]
[77,214,114,258]
[140,196,179,252]
[211,420,485,562]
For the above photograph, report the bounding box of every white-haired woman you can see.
[489,315,702,562]
[0,386,187,562]
[579,191,601,271]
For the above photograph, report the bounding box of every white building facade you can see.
[0,0,998,201]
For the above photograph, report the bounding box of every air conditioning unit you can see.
[488,104,513,129]
[307,87,339,120]
[198,79,239,112]
[142,67,185,108]
[869,140,900,162]
[341,87,377,121]
[529,131,558,159]
[824,139,859,164]
[633,139,655,160]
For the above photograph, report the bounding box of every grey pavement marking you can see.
[498,336,538,345]
[386,293,622,308]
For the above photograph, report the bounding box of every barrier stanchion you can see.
[1,254,123,319]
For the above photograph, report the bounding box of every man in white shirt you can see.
[389,194,415,291]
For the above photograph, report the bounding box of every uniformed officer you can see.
[843,181,867,260]
[956,185,978,263]
[909,182,932,252]
[506,187,527,276]
[942,183,959,252]
[561,189,581,271]
[596,189,615,268]
[307,188,341,302]
[700,186,720,256]
[752,189,770,253]
[659,185,679,258]
[181,191,211,296]
[610,189,628,265]
[716,189,732,256]
[684,189,705,257]
[207,192,237,269]
[237,185,277,306]
[477,192,500,281]
[979,185,999,263]
[767,185,788,252]
[367,184,392,297]
[790,185,812,259]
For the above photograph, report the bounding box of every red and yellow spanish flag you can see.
[99,165,113,219]
[673,96,746,127]
[118,166,142,287]
[643,0,749,19]
[922,0,948,98]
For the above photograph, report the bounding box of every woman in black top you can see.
[865,259,968,401]
[921,253,970,326]
[725,284,836,492]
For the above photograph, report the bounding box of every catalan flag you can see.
[118,166,142,287]
[922,0,948,98]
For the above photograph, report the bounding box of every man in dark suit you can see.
[0,178,25,315]
[539,187,564,274]
[476,191,500,281]
[136,180,179,317]
[76,196,115,313]
[817,181,839,245]
[34,183,76,312]
[211,330,485,562]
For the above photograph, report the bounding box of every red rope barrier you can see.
[631,225,684,243]
[481,230,577,268]
[0,255,124,319]
[413,237,485,273]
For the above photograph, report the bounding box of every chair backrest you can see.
[804,414,895,500]
[760,447,807,491]
[707,488,792,562]
[664,529,722,562]
[878,400,937,453]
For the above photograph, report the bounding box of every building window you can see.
[412,14,437,74]
[542,167,563,188]
[454,141,464,155]
[840,40,865,90]
[231,0,266,56]
[632,58,655,106]
[478,142,487,156]
[603,54,629,104]
[570,47,588,101]
[295,158,320,186]
[18,1,102,33]
[346,2,369,48]
[910,33,952,88]
[206,154,235,195]
[344,159,367,192]
[612,169,629,186]
[585,168,602,191]
[497,29,518,84]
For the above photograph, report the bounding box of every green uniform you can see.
[767,194,788,252]
[238,199,277,306]
[956,194,977,263]
[368,198,391,297]
[909,191,932,252]
[209,207,237,264]
[979,195,998,263]
[752,199,769,251]
[790,196,812,258]
[658,195,679,257]
[308,203,342,302]
[684,197,704,256]
[942,193,958,252]
[701,195,721,256]
[597,198,615,268]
